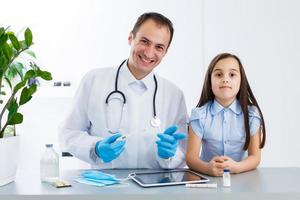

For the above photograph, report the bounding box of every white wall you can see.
[1,0,300,170]
[1,0,204,109]
[203,0,300,167]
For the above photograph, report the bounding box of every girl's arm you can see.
[223,128,261,174]
[186,125,225,176]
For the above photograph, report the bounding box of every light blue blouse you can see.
[190,99,261,162]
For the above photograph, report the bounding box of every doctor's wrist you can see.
[89,141,105,164]
[90,141,102,164]
[94,141,107,164]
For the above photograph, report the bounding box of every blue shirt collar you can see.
[211,99,242,115]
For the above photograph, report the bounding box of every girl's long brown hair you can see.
[197,53,266,150]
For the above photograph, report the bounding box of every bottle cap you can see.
[224,169,230,172]
[46,144,53,148]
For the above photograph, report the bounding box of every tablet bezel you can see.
[131,169,209,187]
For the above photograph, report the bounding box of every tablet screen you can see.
[132,169,209,187]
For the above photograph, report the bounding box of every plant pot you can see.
[0,135,20,186]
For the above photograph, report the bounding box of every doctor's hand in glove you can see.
[95,133,126,163]
[156,125,186,159]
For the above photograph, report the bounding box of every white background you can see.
[1,0,299,171]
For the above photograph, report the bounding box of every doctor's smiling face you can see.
[128,19,171,80]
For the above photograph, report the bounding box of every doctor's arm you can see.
[186,126,225,177]
[58,71,103,164]
[156,93,188,169]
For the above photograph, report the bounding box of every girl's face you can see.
[211,57,241,107]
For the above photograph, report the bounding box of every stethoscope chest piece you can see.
[150,116,161,128]
[106,59,161,131]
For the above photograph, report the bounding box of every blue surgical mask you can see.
[75,170,135,187]
[75,170,120,187]
[75,177,120,186]
[80,170,119,181]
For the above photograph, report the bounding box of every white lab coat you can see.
[59,62,188,169]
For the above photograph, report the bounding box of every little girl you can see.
[186,53,266,176]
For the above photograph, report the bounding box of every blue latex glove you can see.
[95,133,125,163]
[156,125,186,159]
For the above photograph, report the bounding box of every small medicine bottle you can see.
[223,169,231,187]
[40,144,59,182]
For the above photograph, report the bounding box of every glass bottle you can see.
[40,144,59,182]
[223,169,231,187]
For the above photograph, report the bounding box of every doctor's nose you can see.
[144,45,155,58]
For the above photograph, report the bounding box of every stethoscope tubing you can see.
[105,59,159,121]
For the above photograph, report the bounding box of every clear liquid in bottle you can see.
[40,144,59,182]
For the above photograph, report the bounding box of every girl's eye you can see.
[230,73,236,77]
[216,73,222,77]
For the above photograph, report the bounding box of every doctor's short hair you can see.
[131,12,174,48]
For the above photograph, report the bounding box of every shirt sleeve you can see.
[189,106,207,139]
[156,89,188,169]
[58,70,102,164]
[248,106,261,136]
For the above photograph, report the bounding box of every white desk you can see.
[0,168,300,200]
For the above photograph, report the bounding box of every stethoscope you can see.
[105,59,161,131]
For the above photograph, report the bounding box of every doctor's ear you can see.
[128,32,133,45]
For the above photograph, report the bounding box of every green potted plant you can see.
[0,26,52,186]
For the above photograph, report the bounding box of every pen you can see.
[185,183,217,188]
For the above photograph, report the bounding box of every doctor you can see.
[59,12,188,169]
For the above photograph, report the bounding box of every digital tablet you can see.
[131,169,209,187]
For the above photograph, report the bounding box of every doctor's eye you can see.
[156,45,164,52]
[140,39,149,45]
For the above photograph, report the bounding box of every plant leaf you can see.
[29,62,39,70]
[19,85,37,105]
[7,112,23,125]
[15,62,24,80]
[2,43,14,60]
[8,62,24,80]
[13,69,37,93]
[24,28,33,47]
[4,77,12,90]
[38,70,52,80]
[0,33,8,47]
[8,34,20,51]
[5,63,17,80]
[6,100,22,126]
[19,87,29,105]
[23,69,36,80]
[0,27,5,37]
[13,80,26,93]
[25,50,36,58]
[19,40,27,49]
[0,56,8,71]
[7,99,18,120]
